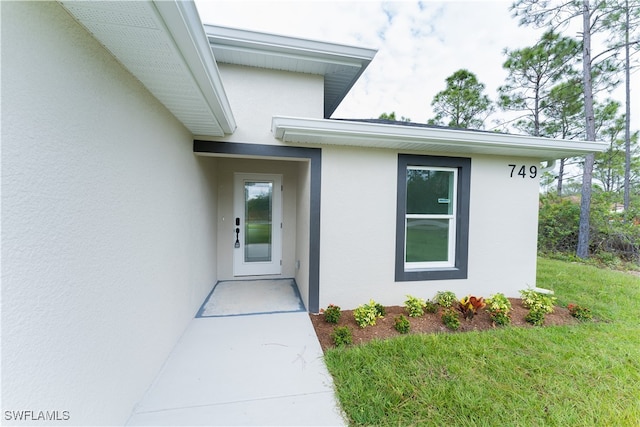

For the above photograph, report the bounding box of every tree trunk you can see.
[557,158,565,196]
[623,0,631,211]
[577,0,597,259]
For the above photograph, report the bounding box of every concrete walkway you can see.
[126,311,346,426]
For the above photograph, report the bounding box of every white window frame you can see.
[404,166,458,270]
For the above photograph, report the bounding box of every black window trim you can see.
[395,154,471,281]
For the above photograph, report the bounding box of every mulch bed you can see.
[309,299,578,352]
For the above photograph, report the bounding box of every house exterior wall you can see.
[212,64,325,143]
[2,2,218,425]
[318,145,540,309]
[294,161,313,307]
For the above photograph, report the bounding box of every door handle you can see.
[234,217,241,248]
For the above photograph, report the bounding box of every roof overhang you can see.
[272,117,609,159]
[204,25,377,119]
[59,0,236,136]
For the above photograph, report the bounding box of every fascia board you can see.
[210,44,364,72]
[272,116,609,159]
[154,1,236,134]
[204,25,377,63]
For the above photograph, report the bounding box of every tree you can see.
[602,0,640,211]
[540,79,585,195]
[498,30,581,197]
[512,0,623,259]
[593,101,627,192]
[378,112,411,122]
[498,31,581,137]
[428,69,493,129]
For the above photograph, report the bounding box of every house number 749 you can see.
[509,164,537,178]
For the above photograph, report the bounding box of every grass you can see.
[324,258,640,426]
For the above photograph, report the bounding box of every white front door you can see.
[233,173,283,276]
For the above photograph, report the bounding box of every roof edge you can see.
[272,116,609,159]
[203,24,378,62]
[154,1,236,134]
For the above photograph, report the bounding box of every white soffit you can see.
[272,117,609,159]
[204,25,377,119]
[59,0,235,136]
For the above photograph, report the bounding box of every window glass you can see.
[406,218,449,262]
[407,169,454,215]
[244,181,273,262]
[405,166,457,268]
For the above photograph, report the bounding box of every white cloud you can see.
[196,0,639,131]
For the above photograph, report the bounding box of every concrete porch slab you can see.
[126,312,345,426]
[197,279,304,317]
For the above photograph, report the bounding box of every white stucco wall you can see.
[294,161,312,307]
[211,64,325,143]
[318,145,541,309]
[2,2,218,425]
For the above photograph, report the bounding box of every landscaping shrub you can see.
[485,293,512,326]
[354,300,384,328]
[330,326,352,347]
[435,291,457,308]
[394,315,411,334]
[424,300,438,313]
[525,308,545,326]
[374,302,386,317]
[520,289,556,313]
[322,304,341,324]
[458,295,485,320]
[441,308,460,330]
[568,303,593,321]
[404,295,426,317]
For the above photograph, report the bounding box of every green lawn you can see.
[324,258,640,426]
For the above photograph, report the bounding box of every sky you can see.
[195,0,639,133]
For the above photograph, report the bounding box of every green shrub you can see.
[568,303,593,321]
[525,308,545,326]
[441,308,460,330]
[490,311,511,326]
[520,289,556,314]
[354,300,384,328]
[424,300,438,313]
[486,293,512,326]
[404,295,426,317]
[374,302,386,317]
[538,192,639,263]
[322,304,341,324]
[538,194,580,254]
[330,326,353,347]
[590,192,640,263]
[394,315,410,334]
[435,291,457,308]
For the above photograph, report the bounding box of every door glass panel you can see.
[405,218,449,262]
[244,181,272,262]
[406,169,454,215]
